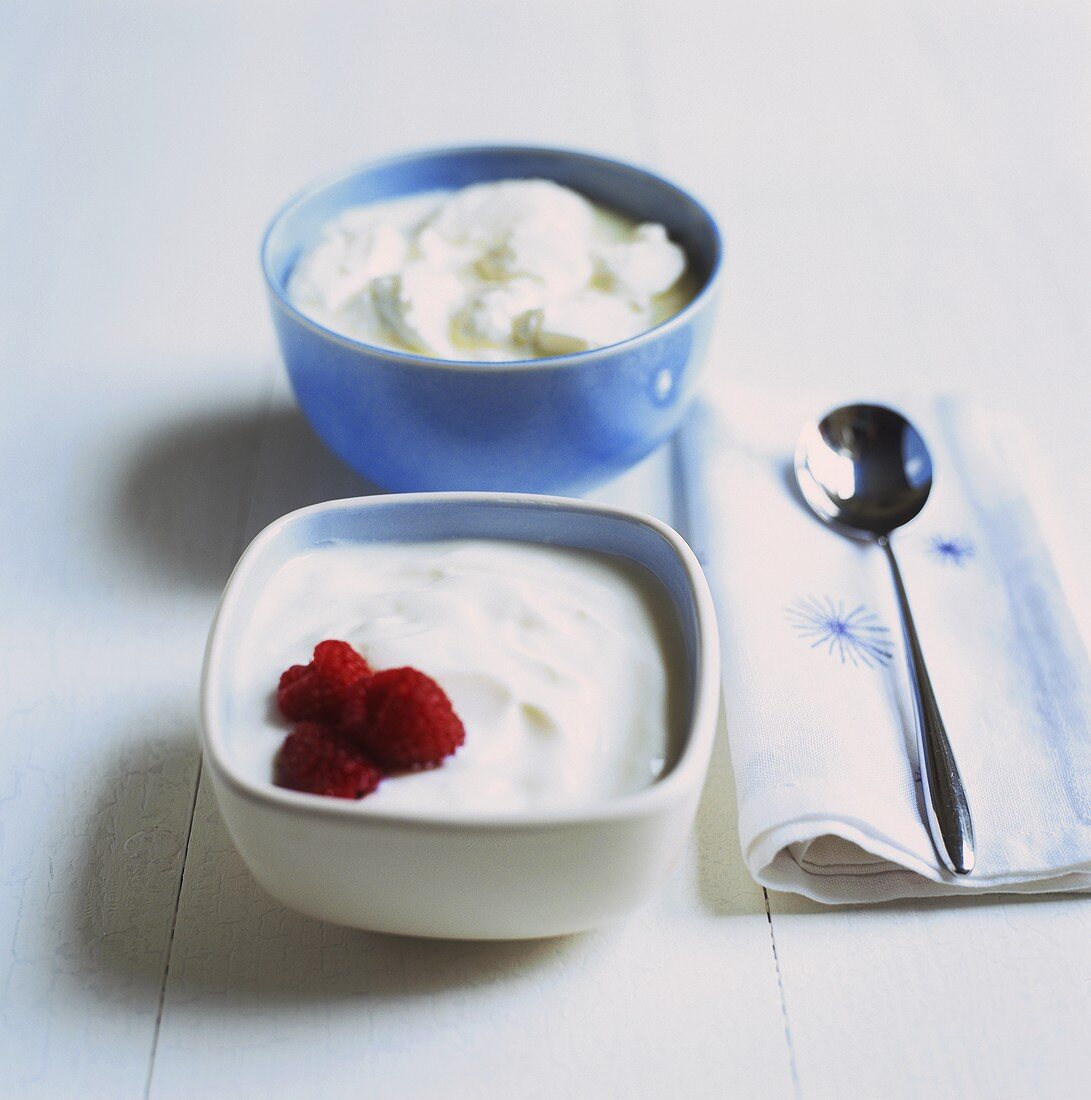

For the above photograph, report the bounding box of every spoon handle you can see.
[879,536,976,875]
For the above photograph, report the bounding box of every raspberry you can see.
[276,640,372,724]
[339,677,370,739]
[342,667,465,769]
[278,664,309,688]
[275,721,382,799]
[312,640,372,689]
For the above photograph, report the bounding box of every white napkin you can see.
[678,388,1091,902]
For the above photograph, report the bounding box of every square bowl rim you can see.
[200,491,720,830]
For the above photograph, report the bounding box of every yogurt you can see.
[286,179,698,361]
[231,539,687,812]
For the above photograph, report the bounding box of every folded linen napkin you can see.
[678,388,1091,902]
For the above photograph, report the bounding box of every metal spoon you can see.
[794,403,975,875]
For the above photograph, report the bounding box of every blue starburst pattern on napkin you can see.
[929,534,975,566]
[787,596,893,667]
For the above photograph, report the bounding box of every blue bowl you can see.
[261,146,723,494]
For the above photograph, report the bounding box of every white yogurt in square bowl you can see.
[201,494,720,938]
[233,538,686,814]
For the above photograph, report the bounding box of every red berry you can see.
[275,721,382,799]
[343,667,465,769]
[279,664,308,688]
[339,677,370,737]
[312,640,372,691]
[276,640,372,724]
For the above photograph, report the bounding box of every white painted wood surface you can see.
[2,1,1088,1097]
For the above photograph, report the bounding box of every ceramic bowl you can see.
[261,146,723,494]
[200,493,720,939]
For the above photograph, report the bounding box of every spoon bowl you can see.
[795,404,933,538]
[795,403,975,876]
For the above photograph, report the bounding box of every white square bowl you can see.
[200,493,720,939]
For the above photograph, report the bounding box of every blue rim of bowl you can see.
[260,144,725,373]
[200,492,722,830]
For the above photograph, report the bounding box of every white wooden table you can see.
[3,2,1090,1096]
